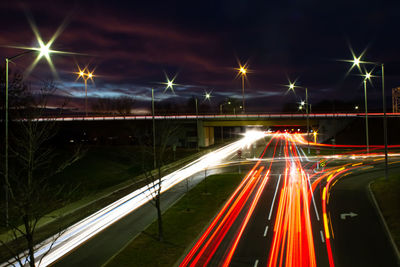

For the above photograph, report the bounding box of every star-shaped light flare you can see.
[74,65,95,84]
[235,61,250,79]
[7,15,77,79]
[204,91,212,101]
[162,73,178,93]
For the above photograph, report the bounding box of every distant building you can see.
[393,87,400,113]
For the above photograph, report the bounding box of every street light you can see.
[236,62,248,113]
[287,81,311,154]
[362,71,372,153]
[195,91,212,150]
[75,66,95,116]
[151,74,178,168]
[4,26,68,224]
[347,54,388,174]
[219,100,232,142]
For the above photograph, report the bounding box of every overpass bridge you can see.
[31,113,400,147]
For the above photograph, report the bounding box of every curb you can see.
[367,181,400,265]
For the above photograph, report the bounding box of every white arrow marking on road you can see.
[340,212,358,220]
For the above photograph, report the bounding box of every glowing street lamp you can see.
[236,62,249,113]
[4,20,71,224]
[344,50,389,173]
[287,81,311,154]
[162,74,177,94]
[313,131,318,143]
[195,91,213,150]
[362,70,373,153]
[151,73,178,167]
[75,66,95,116]
[347,54,388,178]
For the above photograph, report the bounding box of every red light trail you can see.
[181,132,400,267]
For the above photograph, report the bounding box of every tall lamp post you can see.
[363,73,371,153]
[152,88,156,169]
[219,101,231,143]
[195,92,211,150]
[151,74,177,168]
[195,97,199,151]
[236,63,248,113]
[289,82,311,154]
[76,67,94,116]
[346,55,388,178]
[4,41,59,224]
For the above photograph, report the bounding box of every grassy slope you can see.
[371,174,400,250]
[105,173,243,267]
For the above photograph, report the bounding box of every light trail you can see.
[8,130,396,267]
[180,135,277,266]
[267,135,316,267]
[2,131,266,267]
[180,131,400,267]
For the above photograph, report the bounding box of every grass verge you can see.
[371,174,400,250]
[104,173,243,267]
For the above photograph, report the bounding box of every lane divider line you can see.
[320,230,325,243]
[268,174,282,221]
[263,225,269,237]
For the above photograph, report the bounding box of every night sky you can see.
[1,0,400,113]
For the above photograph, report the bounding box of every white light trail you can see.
[2,130,266,267]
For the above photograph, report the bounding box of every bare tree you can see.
[91,96,135,115]
[0,81,84,267]
[138,121,180,242]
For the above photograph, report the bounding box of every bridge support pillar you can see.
[197,121,214,147]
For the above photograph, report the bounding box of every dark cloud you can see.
[1,0,400,113]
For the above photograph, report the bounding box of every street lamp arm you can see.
[7,50,35,61]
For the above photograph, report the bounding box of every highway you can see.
[3,131,399,267]
[181,133,400,267]
[2,131,266,267]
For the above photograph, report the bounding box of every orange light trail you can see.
[180,136,276,266]
[267,135,317,267]
[181,131,400,267]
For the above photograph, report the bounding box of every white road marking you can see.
[254,259,259,267]
[268,174,282,220]
[263,225,269,237]
[307,173,320,221]
[320,230,325,243]
[340,212,358,220]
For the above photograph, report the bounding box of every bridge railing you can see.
[28,112,400,122]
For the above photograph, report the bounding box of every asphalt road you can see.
[50,133,400,267]
[51,141,261,267]
[181,134,400,267]
[199,136,330,266]
[328,165,400,267]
